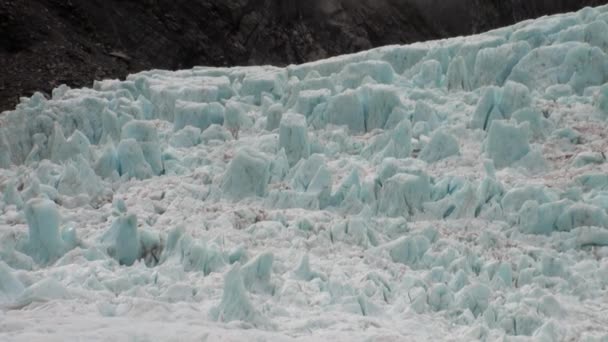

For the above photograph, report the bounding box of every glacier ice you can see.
[210,264,268,327]
[0,261,24,304]
[102,212,141,266]
[222,148,271,199]
[377,173,431,218]
[279,113,310,166]
[24,198,72,265]
[485,120,531,169]
[419,129,460,163]
[1,5,608,341]
[173,101,225,132]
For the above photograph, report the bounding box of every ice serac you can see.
[0,261,24,303]
[117,139,154,180]
[446,56,470,91]
[419,130,460,163]
[24,198,69,264]
[102,212,141,266]
[279,113,310,166]
[174,101,225,132]
[337,60,395,89]
[210,264,268,327]
[471,82,531,130]
[222,148,271,199]
[378,173,431,218]
[241,252,274,294]
[0,129,11,168]
[121,120,163,175]
[485,120,531,169]
[323,91,365,133]
[598,83,608,118]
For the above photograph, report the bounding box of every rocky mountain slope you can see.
[1,0,605,111]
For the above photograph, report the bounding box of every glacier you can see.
[1,5,608,342]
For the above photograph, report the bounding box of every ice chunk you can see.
[265,103,284,131]
[498,81,532,118]
[307,164,332,208]
[293,89,331,118]
[3,180,24,208]
[372,120,412,163]
[597,83,608,117]
[411,101,439,129]
[413,60,443,88]
[0,261,24,304]
[446,56,470,91]
[12,278,71,308]
[555,203,608,231]
[293,255,324,281]
[331,217,378,248]
[94,141,119,179]
[419,130,459,163]
[241,252,274,294]
[502,185,551,213]
[456,284,491,317]
[545,84,574,100]
[50,125,92,163]
[584,20,608,51]
[378,173,431,217]
[99,108,121,144]
[473,42,531,87]
[121,120,163,175]
[170,126,201,148]
[224,100,253,133]
[576,173,608,191]
[337,61,395,89]
[240,69,287,105]
[428,284,454,312]
[0,129,12,168]
[512,107,551,140]
[572,152,605,167]
[181,241,225,275]
[562,45,608,94]
[380,45,428,74]
[576,226,608,247]
[387,235,431,267]
[210,264,267,327]
[359,85,401,132]
[425,181,477,220]
[222,148,270,199]
[471,82,531,131]
[509,43,579,90]
[323,91,365,133]
[174,101,225,132]
[279,113,310,166]
[471,87,503,130]
[201,125,232,144]
[57,156,105,198]
[266,190,319,210]
[328,168,361,207]
[117,139,154,180]
[24,198,67,264]
[384,107,409,129]
[102,213,141,266]
[518,200,570,235]
[485,120,531,169]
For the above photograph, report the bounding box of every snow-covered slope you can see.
[2,5,608,342]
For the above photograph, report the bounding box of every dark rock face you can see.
[0,0,605,111]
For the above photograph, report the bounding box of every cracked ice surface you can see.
[2,5,608,342]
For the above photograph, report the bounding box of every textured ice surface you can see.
[2,5,608,341]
